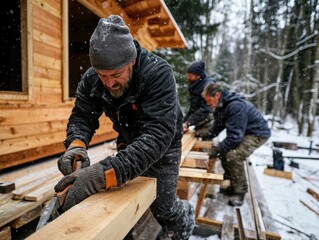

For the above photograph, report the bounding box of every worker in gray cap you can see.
[55,15,195,239]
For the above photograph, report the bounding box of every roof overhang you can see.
[77,0,187,51]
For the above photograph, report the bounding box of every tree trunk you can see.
[307,5,319,136]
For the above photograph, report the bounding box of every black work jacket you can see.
[208,90,271,153]
[65,40,183,186]
[184,75,215,126]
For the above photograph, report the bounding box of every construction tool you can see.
[36,158,82,230]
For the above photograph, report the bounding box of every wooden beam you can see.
[193,141,213,150]
[306,188,319,201]
[181,158,207,169]
[299,199,319,216]
[0,182,15,193]
[197,217,259,240]
[250,165,281,240]
[148,17,170,26]
[195,158,217,218]
[0,226,11,240]
[221,208,234,240]
[10,206,42,229]
[179,167,223,185]
[130,6,162,23]
[27,177,156,240]
[115,0,146,9]
[263,168,292,180]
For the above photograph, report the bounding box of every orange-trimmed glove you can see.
[54,162,117,211]
[58,140,90,176]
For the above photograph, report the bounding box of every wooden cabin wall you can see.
[0,0,186,170]
[0,0,117,170]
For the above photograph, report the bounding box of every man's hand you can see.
[209,146,220,159]
[58,140,90,176]
[54,163,106,211]
[183,122,190,133]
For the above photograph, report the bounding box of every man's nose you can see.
[101,76,115,88]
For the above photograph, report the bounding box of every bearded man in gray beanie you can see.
[54,15,195,239]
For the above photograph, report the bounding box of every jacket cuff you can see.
[104,168,118,189]
[68,139,87,149]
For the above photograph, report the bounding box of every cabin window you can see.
[65,0,99,99]
[0,0,29,99]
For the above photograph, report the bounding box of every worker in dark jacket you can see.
[183,60,215,137]
[54,15,194,239]
[201,82,271,206]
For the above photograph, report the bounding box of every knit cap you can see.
[89,15,137,70]
[187,60,206,76]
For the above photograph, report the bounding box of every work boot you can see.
[156,230,173,240]
[219,188,233,196]
[219,186,234,196]
[228,194,245,206]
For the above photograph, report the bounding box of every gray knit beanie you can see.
[89,15,137,70]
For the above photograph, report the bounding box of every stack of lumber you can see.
[178,134,224,200]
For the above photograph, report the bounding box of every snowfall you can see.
[190,115,319,240]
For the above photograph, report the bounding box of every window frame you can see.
[0,0,33,101]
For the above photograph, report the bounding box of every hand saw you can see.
[36,157,82,230]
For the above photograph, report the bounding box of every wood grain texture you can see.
[27,177,156,240]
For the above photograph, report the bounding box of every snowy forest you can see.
[155,0,319,137]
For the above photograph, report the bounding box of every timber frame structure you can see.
[0,0,187,170]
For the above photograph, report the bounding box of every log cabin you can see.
[0,0,187,170]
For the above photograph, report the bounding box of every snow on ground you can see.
[191,115,319,240]
[250,116,319,240]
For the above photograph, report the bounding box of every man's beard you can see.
[107,68,133,98]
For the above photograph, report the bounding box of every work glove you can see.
[183,122,190,133]
[55,162,117,211]
[209,146,220,159]
[58,140,90,176]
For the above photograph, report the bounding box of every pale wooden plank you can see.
[33,4,62,38]
[250,163,281,239]
[0,131,66,155]
[24,175,61,201]
[188,151,210,156]
[34,40,61,59]
[12,173,58,200]
[34,52,61,71]
[221,207,234,240]
[10,206,43,229]
[0,106,72,125]
[33,65,61,82]
[179,168,223,185]
[33,0,61,19]
[0,132,117,170]
[263,168,292,179]
[0,120,67,140]
[195,158,217,219]
[0,193,53,228]
[0,226,11,240]
[193,141,213,150]
[181,137,197,165]
[27,177,156,240]
[181,158,207,169]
